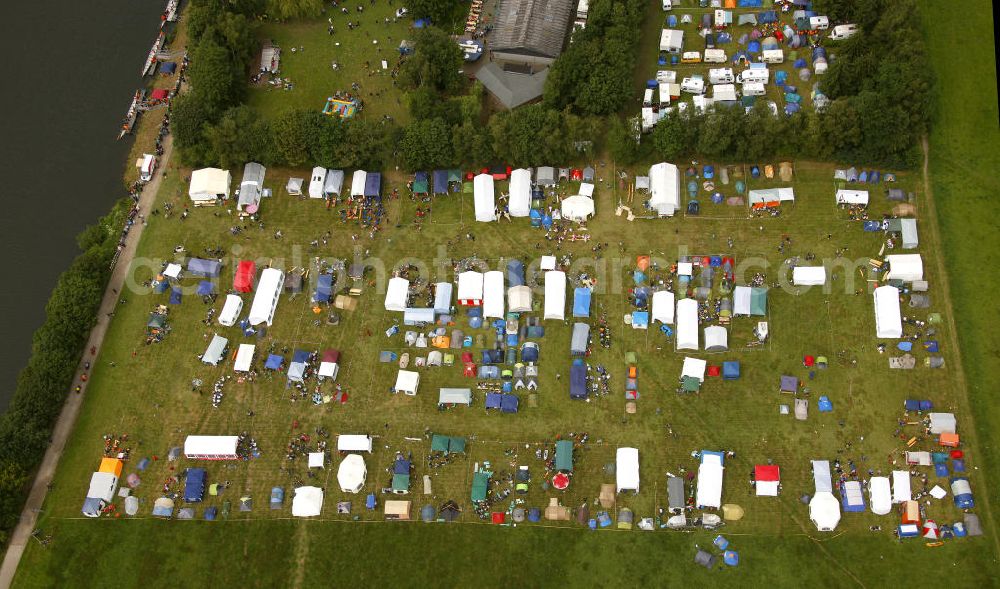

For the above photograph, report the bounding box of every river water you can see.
[0,1,164,409]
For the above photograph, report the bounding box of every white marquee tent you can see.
[885,254,923,282]
[869,477,892,515]
[616,447,640,493]
[248,268,284,326]
[809,460,841,531]
[696,453,724,508]
[873,285,902,338]
[508,285,532,313]
[202,335,228,366]
[792,266,827,286]
[457,271,484,305]
[651,290,675,324]
[733,286,751,316]
[337,435,373,453]
[395,370,420,396]
[703,325,728,352]
[233,344,255,372]
[676,298,699,350]
[473,174,496,222]
[337,454,367,493]
[649,163,680,216]
[892,471,911,504]
[433,282,453,314]
[747,187,795,206]
[188,168,231,204]
[483,271,505,319]
[561,195,594,221]
[291,486,324,517]
[308,166,327,199]
[544,271,566,320]
[384,277,409,312]
[218,294,243,327]
[351,170,367,197]
[835,189,869,205]
[508,168,531,217]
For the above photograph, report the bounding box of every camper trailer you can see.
[829,24,857,40]
[703,49,726,63]
[681,51,702,64]
[709,68,734,85]
[761,49,784,64]
[681,76,706,95]
[742,82,766,96]
[810,16,829,30]
[737,67,769,84]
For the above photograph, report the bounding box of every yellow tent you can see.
[99,457,124,478]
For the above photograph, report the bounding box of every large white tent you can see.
[651,291,675,324]
[544,271,566,320]
[183,435,240,460]
[233,344,255,372]
[434,282,453,314]
[337,454,367,493]
[696,453,724,508]
[384,277,409,312]
[457,271,484,305]
[809,460,841,531]
[202,335,228,366]
[747,187,795,206]
[473,173,496,222]
[218,294,243,327]
[676,298,699,350]
[885,254,923,282]
[395,370,420,396]
[703,325,728,352]
[308,166,327,199]
[248,268,283,326]
[351,170,367,197]
[561,195,594,221]
[615,447,640,493]
[792,266,827,286]
[873,285,902,338]
[188,168,231,204]
[869,477,892,515]
[337,434,373,453]
[681,357,707,382]
[892,471,911,504]
[733,286,751,316]
[508,285,533,313]
[649,163,680,216]
[508,168,532,217]
[483,271,505,318]
[835,189,869,205]
[291,485,324,517]
[928,413,956,434]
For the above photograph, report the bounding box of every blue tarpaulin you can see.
[197,281,215,296]
[573,288,591,317]
[432,170,448,194]
[169,287,182,304]
[738,0,762,6]
[187,258,222,277]
[631,311,648,329]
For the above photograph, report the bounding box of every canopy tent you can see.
[747,187,794,206]
[196,281,215,296]
[433,282,453,314]
[616,447,640,492]
[570,323,590,355]
[792,266,826,286]
[438,388,472,405]
[337,434,373,453]
[573,287,592,317]
[287,349,310,383]
[561,195,595,221]
[324,169,344,196]
[248,268,283,326]
[483,271,505,319]
[536,166,556,186]
[508,168,532,217]
[676,298,699,350]
[351,170,367,197]
[218,294,243,327]
[187,258,222,278]
[651,291,675,324]
[704,325,728,352]
[264,354,283,370]
[308,167,327,199]
[233,344,255,372]
[648,163,680,216]
[403,307,434,326]
[569,363,587,400]
[886,254,924,282]
[318,348,340,379]
[385,277,409,312]
[411,172,429,195]
[292,486,324,517]
[812,460,833,493]
[432,170,449,194]
[473,174,496,222]
[544,271,566,320]
[286,178,303,196]
[364,172,381,198]
[682,357,707,382]
[395,370,420,395]
[841,481,865,512]
[308,452,324,468]
[900,218,918,249]
[755,465,780,496]
[836,189,869,205]
[313,273,334,303]
[188,168,231,203]
[507,285,532,313]
[471,472,489,502]
[874,286,903,338]
[697,451,725,508]
[337,454,367,493]
[202,335,228,366]
[667,476,685,511]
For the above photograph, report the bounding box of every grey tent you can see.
[908,294,930,308]
[794,398,809,420]
[667,476,685,511]
[737,13,757,25]
[536,166,556,187]
[900,219,918,249]
[324,170,344,197]
[284,272,303,293]
[582,166,595,182]
[886,188,906,202]
[635,176,650,191]
[570,323,590,356]
[202,335,228,366]
[124,495,139,515]
[889,354,916,369]
[438,388,472,406]
[965,513,983,536]
[695,550,717,569]
[239,163,266,210]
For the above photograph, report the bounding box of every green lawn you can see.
[11,2,1000,587]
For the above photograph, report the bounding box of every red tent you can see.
[707,365,721,377]
[234,260,256,293]
[150,88,169,101]
[491,512,506,524]
[755,465,779,482]
[552,472,569,490]
[570,169,583,181]
[463,363,476,377]
[803,355,815,367]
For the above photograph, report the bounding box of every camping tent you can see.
[433,282,453,314]
[395,370,420,396]
[202,335,228,366]
[874,286,902,338]
[291,486,324,517]
[573,287,592,317]
[351,170,367,197]
[308,167,327,199]
[651,291,674,324]
[438,388,472,405]
[189,168,231,204]
[412,172,429,195]
[187,258,222,278]
[676,298,699,350]
[755,465,779,496]
[835,189,869,205]
[432,170,449,195]
[793,266,826,286]
[473,174,496,222]
[233,344,255,372]
[886,254,923,282]
[616,448,640,493]
[234,260,255,293]
[318,349,340,380]
[704,326,728,352]
[544,271,566,320]
[569,363,587,400]
[571,323,590,355]
[248,268,284,326]
[697,451,725,508]
[508,285,532,313]
[324,170,344,197]
[648,163,680,216]
[287,349,310,383]
[337,454,367,493]
[385,277,409,312]
[508,168,532,217]
[483,271,505,319]
[457,271,484,305]
[561,195,595,221]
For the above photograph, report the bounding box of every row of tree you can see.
[0,201,129,543]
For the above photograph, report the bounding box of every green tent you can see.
[462,181,473,194]
[147,314,166,330]
[431,435,450,453]
[448,169,463,183]
[555,440,573,472]
[413,177,429,194]
[449,436,466,454]
[471,472,489,502]
[681,376,701,393]
[625,351,637,365]
[750,287,767,316]
[392,473,410,492]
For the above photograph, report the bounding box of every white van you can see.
[829,24,857,40]
[656,70,676,84]
[737,68,769,84]
[761,49,784,64]
[703,49,727,64]
[680,76,705,95]
[810,15,829,30]
[643,88,654,106]
[218,294,243,327]
[741,82,766,96]
[708,67,734,85]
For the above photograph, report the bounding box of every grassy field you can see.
[11,2,1000,587]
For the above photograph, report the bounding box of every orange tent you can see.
[636,255,650,272]
[724,0,736,7]
[99,457,124,478]
[939,433,960,447]
[901,500,920,524]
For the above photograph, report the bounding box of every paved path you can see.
[0,135,173,589]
